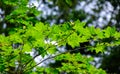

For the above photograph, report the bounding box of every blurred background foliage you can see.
[0,0,120,73]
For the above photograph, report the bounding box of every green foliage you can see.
[1,0,120,74]
[67,32,80,48]
[1,19,120,73]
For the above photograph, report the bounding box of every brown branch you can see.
[16,50,22,74]
[23,45,51,69]
[23,46,88,73]
[15,45,24,74]
[23,54,39,68]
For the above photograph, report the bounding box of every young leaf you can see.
[23,43,32,52]
[67,32,80,48]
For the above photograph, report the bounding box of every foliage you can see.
[0,0,40,34]
[0,0,120,74]
[1,18,120,73]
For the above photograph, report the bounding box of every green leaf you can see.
[35,22,46,32]
[114,32,120,39]
[61,23,71,31]
[23,43,32,52]
[47,45,57,54]
[9,33,23,43]
[46,68,59,74]
[75,20,85,27]
[83,27,91,36]
[104,27,111,38]
[89,26,96,35]
[67,32,80,48]
[73,20,85,33]
[95,28,104,39]
[95,43,105,53]
[34,38,45,47]
[65,0,72,6]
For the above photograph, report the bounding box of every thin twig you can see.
[23,45,50,69]
[23,54,39,68]
[23,26,73,69]
[23,46,88,73]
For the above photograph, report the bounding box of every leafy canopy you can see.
[1,0,120,74]
[0,19,120,74]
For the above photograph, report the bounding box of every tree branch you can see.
[23,46,88,73]
[23,45,51,69]
[23,54,39,68]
